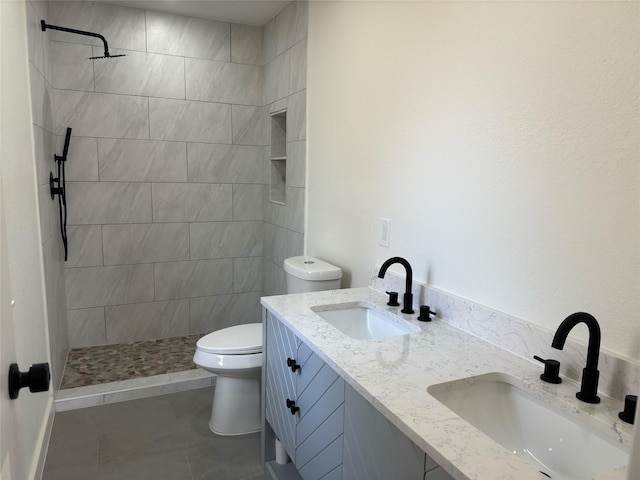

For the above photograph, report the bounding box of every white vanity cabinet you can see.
[262,310,453,480]
[264,311,345,480]
[343,383,453,480]
[264,310,299,460]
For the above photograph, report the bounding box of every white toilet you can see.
[193,255,342,436]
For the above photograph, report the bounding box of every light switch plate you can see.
[379,218,391,247]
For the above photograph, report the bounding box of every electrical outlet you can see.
[379,218,391,247]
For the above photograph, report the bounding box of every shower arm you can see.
[41,20,114,58]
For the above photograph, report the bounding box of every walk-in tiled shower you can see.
[26,0,308,394]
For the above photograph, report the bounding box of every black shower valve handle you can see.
[49,172,63,199]
[533,355,562,384]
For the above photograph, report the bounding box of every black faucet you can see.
[378,257,414,314]
[551,312,601,404]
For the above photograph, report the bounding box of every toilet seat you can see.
[193,350,262,371]
[196,323,262,355]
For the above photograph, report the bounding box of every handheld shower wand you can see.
[50,128,72,261]
[41,20,126,59]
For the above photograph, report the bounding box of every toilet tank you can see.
[284,256,342,294]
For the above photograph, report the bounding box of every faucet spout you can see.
[377,257,414,314]
[551,312,601,404]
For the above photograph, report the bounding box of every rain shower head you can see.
[88,53,127,60]
[41,20,127,60]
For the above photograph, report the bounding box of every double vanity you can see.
[260,287,632,480]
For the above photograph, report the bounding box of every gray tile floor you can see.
[43,387,266,480]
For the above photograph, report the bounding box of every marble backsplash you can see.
[370,268,639,402]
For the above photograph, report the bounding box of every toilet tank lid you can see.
[284,256,343,281]
[197,323,262,354]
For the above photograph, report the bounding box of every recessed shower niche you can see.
[270,110,287,204]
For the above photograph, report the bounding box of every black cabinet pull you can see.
[285,398,300,415]
[286,357,300,372]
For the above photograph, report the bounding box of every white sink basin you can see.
[428,373,628,480]
[311,303,420,340]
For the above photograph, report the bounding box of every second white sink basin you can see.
[428,373,628,480]
[311,303,420,339]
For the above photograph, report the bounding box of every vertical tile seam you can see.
[182,56,187,100]
[230,102,235,145]
[151,177,157,303]
[143,8,148,53]
[100,224,105,267]
[231,180,238,222]
[228,22,233,64]
[147,96,151,140]
[232,255,236,294]
[91,46,96,93]
[101,306,107,345]
[187,292,192,334]
[95,136,100,181]
[187,216,192,262]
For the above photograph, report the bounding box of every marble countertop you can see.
[261,287,632,480]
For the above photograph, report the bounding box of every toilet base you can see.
[210,375,261,436]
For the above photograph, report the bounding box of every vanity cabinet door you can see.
[264,312,346,480]
[294,341,345,480]
[342,383,427,480]
[265,312,300,461]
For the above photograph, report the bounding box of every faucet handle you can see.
[385,291,400,307]
[619,394,637,425]
[417,305,436,322]
[533,356,562,384]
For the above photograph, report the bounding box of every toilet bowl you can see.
[193,323,262,436]
[194,256,342,437]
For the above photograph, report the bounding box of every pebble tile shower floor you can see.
[61,335,204,389]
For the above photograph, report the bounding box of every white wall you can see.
[1,0,54,477]
[306,1,639,359]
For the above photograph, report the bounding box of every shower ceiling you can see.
[53,0,291,26]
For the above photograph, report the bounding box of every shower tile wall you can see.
[45,1,279,348]
[46,1,308,348]
[26,0,69,389]
[262,1,308,296]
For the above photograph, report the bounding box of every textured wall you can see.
[306,1,639,358]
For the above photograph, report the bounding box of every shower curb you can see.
[54,369,216,412]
